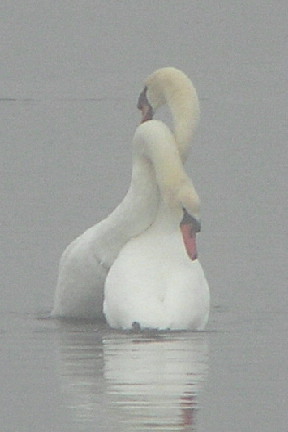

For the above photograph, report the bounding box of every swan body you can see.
[52,67,209,328]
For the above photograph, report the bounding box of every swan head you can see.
[137,67,200,159]
[137,85,154,123]
[138,67,199,117]
[138,67,190,122]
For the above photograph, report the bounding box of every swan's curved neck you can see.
[93,155,159,265]
[167,87,199,161]
[134,120,200,219]
[172,100,198,161]
[145,69,200,161]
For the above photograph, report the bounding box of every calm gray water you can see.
[1,1,287,431]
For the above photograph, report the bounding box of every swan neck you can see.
[91,153,159,266]
[145,68,200,160]
[169,92,199,161]
[135,121,200,220]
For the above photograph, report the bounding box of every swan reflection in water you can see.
[56,322,209,431]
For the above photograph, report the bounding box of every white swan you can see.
[103,121,209,330]
[52,67,209,328]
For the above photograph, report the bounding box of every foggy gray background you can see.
[1,1,287,431]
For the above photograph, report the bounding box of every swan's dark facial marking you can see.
[137,86,148,109]
[180,208,200,261]
[137,86,154,123]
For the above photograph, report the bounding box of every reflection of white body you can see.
[52,67,209,329]
[104,333,209,430]
[56,326,209,431]
[104,121,209,330]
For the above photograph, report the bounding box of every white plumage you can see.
[52,67,209,330]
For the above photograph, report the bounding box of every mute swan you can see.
[52,67,209,328]
[103,121,209,330]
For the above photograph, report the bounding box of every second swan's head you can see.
[137,67,200,161]
[137,67,199,123]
